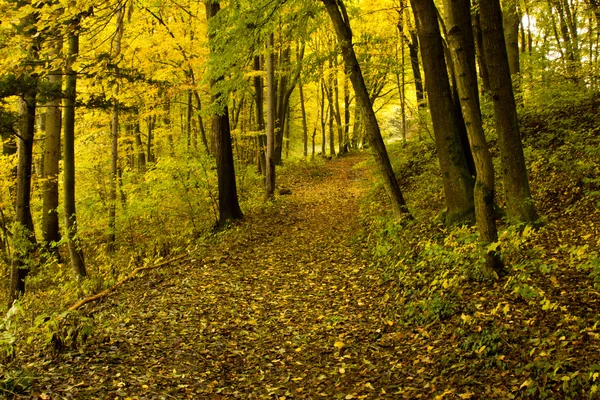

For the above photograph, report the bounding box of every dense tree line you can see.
[0,0,598,302]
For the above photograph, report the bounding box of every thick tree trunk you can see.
[410,0,475,225]
[9,90,38,303]
[63,32,86,278]
[480,0,538,223]
[205,0,243,225]
[265,33,276,200]
[444,0,504,276]
[322,0,411,218]
[42,38,62,252]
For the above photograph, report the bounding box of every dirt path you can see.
[28,153,414,399]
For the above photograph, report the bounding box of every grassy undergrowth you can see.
[358,92,600,398]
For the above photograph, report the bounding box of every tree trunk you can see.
[322,0,411,218]
[265,33,276,200]
[187,89,194,148]
[146,115,155,163]
[274,43,304,165]
[63,31,86,278]
[343,73,351,151]
[472,4,491,92]
[320,81,327,155]
[328,98,335,156]
[299,80,308,157]
[9,90,38,303]
[444,0,504,276]
[205,0,243,225]
[410,0,476,225]
[503,0,521,76]
[193,90,209,154]
[480,0,538,223]
[107,7,124,252]
[253,55,267,175]
[42,38,62,253]
[134,115,146,173]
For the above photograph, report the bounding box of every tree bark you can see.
[410,0,476,225]
[134,114,146,172]
[299,80,308,157]
[9,89,38,303]
[63,31,86,277]
[480,0,538,223]
[205,0,243,225]
[193,90,209,155]
[503,0,521,76]
[444,0,504,275]
[253,56,267,175]
[322,0,411,218]
[107,7,124,252]
[265,33,276,200]
[472,4,491,92]
[42,38,62,252]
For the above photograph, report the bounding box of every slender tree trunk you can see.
[42,38,62,253]
[193,90,209,154]
[107,7,124,252]
[253,56,267,175]
[134,115,146,172]
[63,31,86,278]
[322,0,411,218]
[320,81,327,155]
[472,4,491,92]
[328,99,335,156]
[274,43,304,164]
[444,0,504,276]
[343,73,351,151]
[205,0,243,225]
[265,33,276,199]
[503,0,521,76]
[480,0,537,223]
[299,80,308,157]
[187,89,193,148]
[146,115,155,163]
[410,0,475,225]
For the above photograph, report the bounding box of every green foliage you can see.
[0,369,33,397]
[29,311,93,353]
[0,301,23,361]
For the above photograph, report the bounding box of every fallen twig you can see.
[68,253,190,311]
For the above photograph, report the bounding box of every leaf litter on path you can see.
[25,153,414,399]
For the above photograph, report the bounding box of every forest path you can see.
[30,153,409,399]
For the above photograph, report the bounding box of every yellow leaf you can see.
[334,341,344,350]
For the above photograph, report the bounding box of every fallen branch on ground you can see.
[68,253,190,311]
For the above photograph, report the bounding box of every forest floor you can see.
[21,152,408,399]
[7,141,600,399]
